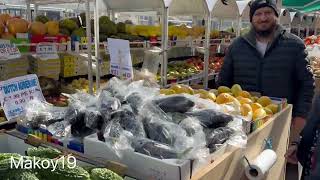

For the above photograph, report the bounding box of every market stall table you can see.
[192,105,292,180]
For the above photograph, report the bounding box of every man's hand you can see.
[292,117,306,131]
[285,145,298,164]
[290,117,306,143]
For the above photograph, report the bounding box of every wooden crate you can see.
[192,105,292,180]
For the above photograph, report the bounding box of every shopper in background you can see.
[285,94,320,180]
[218,0,314,145]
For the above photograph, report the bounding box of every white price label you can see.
[0,74,45,121]
[36,43,59,60]
[0,42,21,60]
[107,38,133,80]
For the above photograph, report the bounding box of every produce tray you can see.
[0,131,128,177]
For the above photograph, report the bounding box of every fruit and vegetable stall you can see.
[0,0,308,180]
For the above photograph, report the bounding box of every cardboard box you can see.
[60,53,88,77]
[84,134,191,180]
[28,55,60,80]
[0,56,29,81]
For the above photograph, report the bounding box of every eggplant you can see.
[186,109,233,128]
[125,92,143,114]
[132,139,180,159]
[153,96,195,113]
[204,127,234,153]
[111,105,145,137]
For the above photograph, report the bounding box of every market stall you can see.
[280,8,291,32]
[0,1,312,180]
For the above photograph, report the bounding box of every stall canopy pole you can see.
[161,6,169,87]
[204,11,212,89]
[94,0,101,89]
[237,15,242,37]
[26,0,31,21]
[86,0,94,94]
[34,4,39,20]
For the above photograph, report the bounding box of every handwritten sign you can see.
[0,41,21,60]
[0,74,45,121]
[36,43,59,60]
[107,38,133,79]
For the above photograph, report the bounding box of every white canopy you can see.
[291,11,303,27]
[236,0,250,18]
[169,0,209,16]
[280,9,291,26]
[104,0,171,12]
[212,0,239,19]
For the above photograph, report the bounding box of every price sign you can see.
[0,42,21,60]
[0,74,45,121]
[107,38,133,80]
[36,43,59,60]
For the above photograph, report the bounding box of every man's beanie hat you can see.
[249,0,279,22]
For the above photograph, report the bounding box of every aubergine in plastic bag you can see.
[97,90,121,120]
[132,138,191,159]
[84,108,105,131]
[102,77,128,102]
[111,105,145,138]
[153,95,195,113]
[24,100,66,129]
[144,121,174,145]
[101,120,134,157]
[179,116,203,137]
[204,127,234,153]
[47,121,70,138]
[186,109,233,128]
[65,105,95,138]
[125,92,144,114]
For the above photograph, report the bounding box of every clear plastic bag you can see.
[152,95,195,113]
[24,100,66,129]
[102,120,134,158]
[124,80,159,114]
[102,77,129,102]
[96,90,121,120]
[110,105,146,138]
[185,109,234,128]
[47,121,70,138]
[84,107,105,131]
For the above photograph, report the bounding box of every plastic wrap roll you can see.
[245,149,277,180]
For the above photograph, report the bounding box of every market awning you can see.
[283,0,320,13]
[103,0,171,12]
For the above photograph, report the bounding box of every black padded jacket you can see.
[217,25,315,118]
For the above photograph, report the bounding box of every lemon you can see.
[216,93,234,104]
[241,104,253,116]
[238,91,251,98]
[253,108,267,121]
[257,96,272,107]
[231,84,242,97]
[266,104,279,114]
[251,103,263,112]
[218,86,231,94]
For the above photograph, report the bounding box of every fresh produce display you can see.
[162,56,224,83]
[0,147,123,180]
[21,77,245,166]
[26,146,62,159]
[310,56,320,77]
[160,84,281,122]
[67,78,98,93]
[305,35,320,46]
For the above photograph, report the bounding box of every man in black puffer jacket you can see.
[218,0,315,139]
